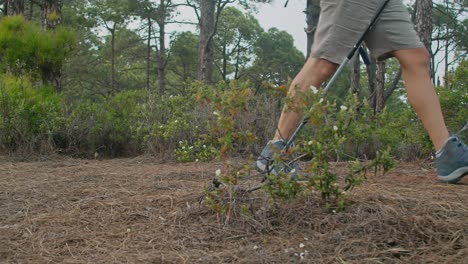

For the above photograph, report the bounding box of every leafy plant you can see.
[175,139,218,163]
[196,80,258,157]
[205,86,395,214]
[0,74,63,152]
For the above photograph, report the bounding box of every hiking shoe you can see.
[436,129,468,183]
[255,140,302,179]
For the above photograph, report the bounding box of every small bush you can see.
[0,74,63,153]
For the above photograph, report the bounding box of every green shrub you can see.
[0,16,76,80]
[196,80,261,157]
[63,90,146,156]
[143,89,199,157]
[175,139,217,163]
[0,74,63,152]
[439,60,468,141]
[205,87,395,214]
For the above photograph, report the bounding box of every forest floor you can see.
[1,156,467,263]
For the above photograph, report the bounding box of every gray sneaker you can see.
[255,140,302,179]
[436,126,468,183]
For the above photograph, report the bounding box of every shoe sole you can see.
[438,166,468,183]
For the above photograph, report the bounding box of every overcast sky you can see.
[255,0,309,54]
[168,1,309,54]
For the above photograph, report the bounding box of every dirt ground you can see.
[1,156,467,263]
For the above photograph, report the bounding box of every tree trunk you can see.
[304,0,320,58]
[146,17,152,91]
[366,56,377,111]
[6,0,24,16]
[376,61,386,113]
[110,26,116,93]
[156,0,167,95]
[221,44,227,81]
[41,0,62,30]
[24,0,34,20]
[234,41,241,80]
[415,0,433,81]
[198,0,215,84]
[26,0,33,20]
[157,21,166,95]
[351,53,361,97]
[444,22,449,87]
[384,69,402,101]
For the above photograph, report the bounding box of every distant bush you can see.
[0,75,63,153]
[0,72,464,160]
[438,60,468,141]
[61,90,146,157]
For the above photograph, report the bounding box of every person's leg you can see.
[256,57,337,176]
[393,48,449,151]
[394,47,467,183]
[273,57,337,141]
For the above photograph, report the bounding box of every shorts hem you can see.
[374,43,426,61]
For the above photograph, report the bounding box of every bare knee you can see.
[395,48,430,72]
[291,58,337,92]
[307,58,337,81]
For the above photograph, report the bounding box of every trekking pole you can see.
[284,0,392,149]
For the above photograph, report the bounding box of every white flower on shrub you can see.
[340,105,348,111]
[308,140,313,145]
[333,125,338,131]
[319,98,324,103]
[215,169,221,177]
[310,86,319,94]
[213,111,219,116]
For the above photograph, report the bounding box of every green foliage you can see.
[110,29,148,91]
[0,74,63,152]
[175,140,218,163]
[63,90,146,156]
[439,60,468,139]
[339,102,432,160]
[263,89,395,210]
[213,7,263,81]
[248,28,305,85]
[87,0,130,28]
[168,32,199,86]
[31,79,269,158]
[204,87,395,214]
[203,162,253,216]
[432,2,468,56]
[196,80,258,157]
[143,91,198,154]
[0,16,77,81]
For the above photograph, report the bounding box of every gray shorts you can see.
[310,0,424,64]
